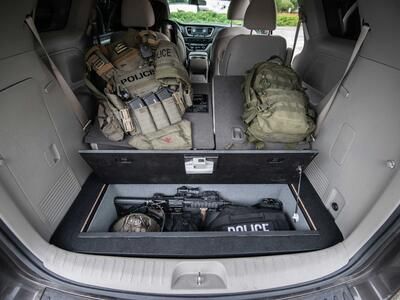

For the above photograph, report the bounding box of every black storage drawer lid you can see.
[79,150,318,184]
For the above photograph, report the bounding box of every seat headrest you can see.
[227,0,250,21]
[244,0,277,30]
[121,0,155,28]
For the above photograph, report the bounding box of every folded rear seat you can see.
[83,0,215,151]
[85,82,215,150]
[85,112,215,150]
[84,0,311,152]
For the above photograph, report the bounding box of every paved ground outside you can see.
[275,26,305,57]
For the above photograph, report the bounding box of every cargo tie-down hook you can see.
[197,272,203,286]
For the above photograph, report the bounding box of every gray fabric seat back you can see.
[121,0,155,28]
[0,0,91,239]
[220,0,287,76]
[120,0,186,62]
[150,0,187,64]
[210,0,250,75]
[120,0,168,42]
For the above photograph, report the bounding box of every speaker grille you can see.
[305,160,329,201]
[40,167,80,226]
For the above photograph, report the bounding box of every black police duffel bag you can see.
[206,199,294,232]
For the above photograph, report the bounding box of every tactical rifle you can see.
[114,186,232,214]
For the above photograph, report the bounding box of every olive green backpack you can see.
[243,57,315,148]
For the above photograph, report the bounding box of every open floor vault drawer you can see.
[51,150,343,257]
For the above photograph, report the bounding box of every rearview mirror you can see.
[189,0,206,5]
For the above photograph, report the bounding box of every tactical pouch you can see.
[156,88,182,124]
[119,107,136,134]
[154,40,192,109]
[183,90,193,107]
[128,120,192,150]
[143,93,170,130]
[105,92,137,135]
[173,90,187,115]
[127,97,157,135]
[97,100,125,142]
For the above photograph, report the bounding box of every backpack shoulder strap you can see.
[243,62,264,106]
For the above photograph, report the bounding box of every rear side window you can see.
[35,0,72,32]
[322,0,361,40]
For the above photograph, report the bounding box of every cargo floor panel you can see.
[51,175,343,257]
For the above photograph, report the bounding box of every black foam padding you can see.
[51,174,343,258]
[186,94,209,113]
[184,83,215,149]
[213,76,254,150]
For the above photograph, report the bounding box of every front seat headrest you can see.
[121,0,155,28]
[244,0,277,30]
[227,0,250,21]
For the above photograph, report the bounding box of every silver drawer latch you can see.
[184,156,217,175]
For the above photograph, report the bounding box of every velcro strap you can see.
[119,108,137,134]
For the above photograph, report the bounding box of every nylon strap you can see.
[289,11,302,64]
[288,3,309,65]
[25,16,90,130]
[314,24,370,137]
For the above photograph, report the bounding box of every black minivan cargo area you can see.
[50,150,343,258]
[52,55,339,257]
[50,75,343,258]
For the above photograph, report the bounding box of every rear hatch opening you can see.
[51,149,342,258]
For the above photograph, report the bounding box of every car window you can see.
[322,0,361,40]
[35,0,71,32]
[168,0,235,25]
[168,0,300,27]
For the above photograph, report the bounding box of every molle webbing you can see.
[85,30,192,149]
[243,59,315,147]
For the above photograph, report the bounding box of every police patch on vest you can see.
[155,47,173,60]
[227,223,271,232]
[120,68,155,86]
[154,43,181,66]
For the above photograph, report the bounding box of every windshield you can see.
[168,0,234,25]
[168,0,299,26]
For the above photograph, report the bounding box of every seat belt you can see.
[288,2,309,64]
[314,24,370,137]
[25,16,90,130]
